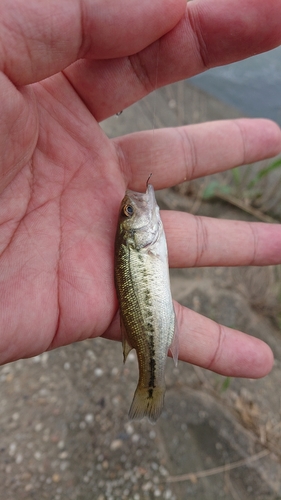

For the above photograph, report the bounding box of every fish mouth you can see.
[126,184,157,215]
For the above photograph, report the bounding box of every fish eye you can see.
[123,204,134,217]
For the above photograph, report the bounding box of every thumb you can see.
[0,0,186,85]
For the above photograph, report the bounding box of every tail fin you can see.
[128,385,165,423]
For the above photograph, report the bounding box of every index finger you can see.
[113,119,281,190]
[67,0,281,120]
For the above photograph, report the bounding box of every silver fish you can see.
[114,182,177,423]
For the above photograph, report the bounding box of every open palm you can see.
[1,0,281,378]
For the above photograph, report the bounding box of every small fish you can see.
[114,181,178,423]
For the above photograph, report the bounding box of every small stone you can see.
[127,352,136,362]
[112,396,121,406]
[39,388,48,396]
[16,453,23,464]
[59,451,68,459]
[57,440,65,450]
[52,473,61,483]
[199,410,208,419]
[64,362,70,370]
[132,434,140,443]
[142,481,152,491]
[85,413,94,424]
[110,439,123,451]
[9,443,16,456]
[86,349,96,360]
[35,423,43,432]
[41,352,49,365]
[12,412,20,421]
[94,368,103,377]
[21,472,32,480]
[164,490,172,499]
[6,373,14,382]
[159,465,168,477]
[123,470,132,481]
[60,461,69,472]
[1,365,11,374]
[34,451,42,460]
[25,484,33,492]
[125,423,134,435]
[149,430,156,439]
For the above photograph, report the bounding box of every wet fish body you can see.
[114,184,177,423]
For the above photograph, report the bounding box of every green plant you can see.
[220,376,232,393]
[247,157,281,189]
[202,156,281,222]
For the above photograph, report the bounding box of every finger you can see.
[113,119,281,190]
[66,0,281,120]
[161,212,281,268]
[0,0,185,85]
[174,302,273,378]
[104,304,274,378]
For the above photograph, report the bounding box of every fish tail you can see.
[128,385,165,423]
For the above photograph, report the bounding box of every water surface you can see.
[190,46,281,125]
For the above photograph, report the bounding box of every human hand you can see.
[1,0,281,379]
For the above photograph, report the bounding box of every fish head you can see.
[117,184,161,248]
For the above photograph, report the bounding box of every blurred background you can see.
[1,47,281,499]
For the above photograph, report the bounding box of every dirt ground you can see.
[1,82,281,499]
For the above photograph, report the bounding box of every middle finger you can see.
[162,211,281,268]
[113,118,281,191]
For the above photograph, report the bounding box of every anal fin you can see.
[169,307,179,367]
[120,315,133,363]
